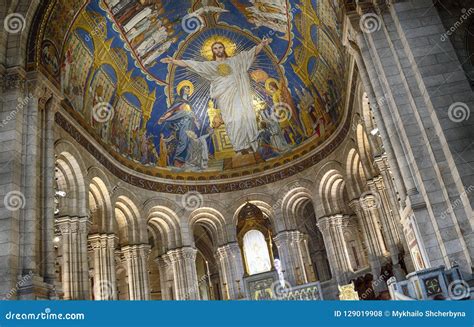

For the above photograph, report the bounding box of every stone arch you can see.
[54,141,88,217]
[113,194,143,246]
[355,123,377,179]
[2,0,41,67]
[279,181,315,231]
[189,207,227,247]
[87,171,113,234]
[230,195,280,233]
[342,143,367,200]
[144,198,183,253]
[313,161,349,218]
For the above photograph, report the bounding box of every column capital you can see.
[316,216,331,232]
[155,254,172,267]
[121,244,151,260]
[26,71,63,104]
[216,242,240,261]
[56,216,90,235]
[167,247,197,263]
[88,234,117,249]
[1,67,27,92]
[273,230,306,247]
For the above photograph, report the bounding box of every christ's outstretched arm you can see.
[255,37,272,56]
[161,57,189,67]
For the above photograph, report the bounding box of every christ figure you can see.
[161,37,272,154]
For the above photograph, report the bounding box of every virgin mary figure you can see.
[157,80,200,168]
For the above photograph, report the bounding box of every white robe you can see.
[183,47,259,152]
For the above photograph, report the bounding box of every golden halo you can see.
[201,35,237,61]
[265,78,279,93]
[177,80,194,96]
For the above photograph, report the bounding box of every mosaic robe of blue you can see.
[161,99,197,164]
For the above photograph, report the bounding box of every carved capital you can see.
[1,68,27,92]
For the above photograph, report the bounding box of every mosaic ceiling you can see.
[38,0,349,180]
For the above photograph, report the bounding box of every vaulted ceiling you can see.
[33,0,351,183]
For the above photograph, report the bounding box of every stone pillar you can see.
[121,244,150,300]
[273,230,309,286]
[345,215,369,270]
[369,176,407,280]
[166,247,199,300]
[155,254,173,300]
[0,68,26,299]
[348,0,473,275]
[215,242,245,299]
[88,234,117,300]
[349,199,387,293]
[301,235,317,282]
[374,156,415,274]
[41,92,60,286]
[316,215,353,285]
[56,216,90,300]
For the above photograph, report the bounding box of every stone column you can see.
[273,230,309,286]
[88,234,117,300]
[300,235,317,282]
[215,242,245,299]
[166,247,199,300]
[56,216,90,300]
[349,0,473,275]
[369,176,407,280]
[41,92,61,286]
[374,156,415,274]
[121,244,150,300]
[349,199,387,293]
[345,215,369,270]
[155,254,173,300]
[316,215,353,285]
[0,68,26,299]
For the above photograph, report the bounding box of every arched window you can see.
[237,202,275,276]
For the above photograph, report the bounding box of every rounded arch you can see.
[340,140,368,200]
[356,123,377,179]
[88,174,113,234]
[54,142,88,217]
[189,207,227,247]
[144,198,183,253]
[313,161,349,218]
[279,182,315,231]
[230,195,280,234]
[3,1,41,68]
[113,193,143,246]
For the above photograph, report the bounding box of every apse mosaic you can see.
[42,0,348,175]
